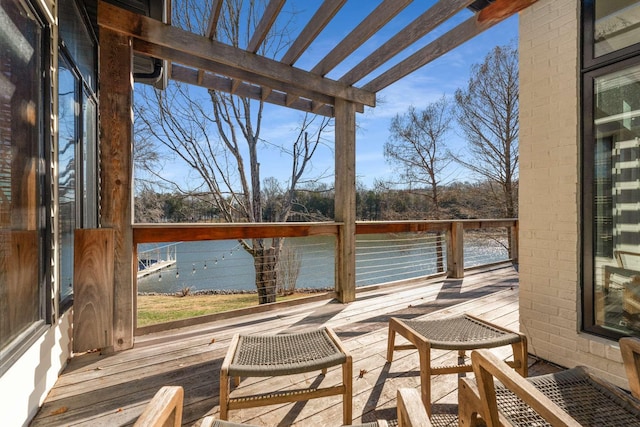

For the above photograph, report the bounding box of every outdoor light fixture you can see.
[467,0,496,12]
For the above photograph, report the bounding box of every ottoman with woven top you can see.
[386,313,527,415]
[219,327,352,424]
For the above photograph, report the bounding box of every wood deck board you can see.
[31,263,550,426]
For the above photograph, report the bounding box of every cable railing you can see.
[355,232,446,287]
[131,219,518,330]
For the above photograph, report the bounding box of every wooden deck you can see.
[31,263,557,426]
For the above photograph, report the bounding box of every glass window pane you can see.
[0,0,45,349]
[58,55,77,304]
[593,64,640,334]
[594,0,640,57]
[83,95,97,228]
[58,0,95,90]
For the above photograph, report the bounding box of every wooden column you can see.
[99,28,134,351]
[334,99,357,303]
[447,221,464,279]
[73,229,114,353]
[510,221,519,265]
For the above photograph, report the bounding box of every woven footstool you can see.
[219,327,352,425]
[386,314,527,415]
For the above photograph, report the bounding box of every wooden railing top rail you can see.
[356,220,450,234]
[356,219,518,234]
[133,219,518,244]
[133,222,342,244]
[459,219,517,229]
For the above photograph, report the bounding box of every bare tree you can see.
[134,0,332,304]
[384,96,453,271]
[276,244,302,296]
[453,43,519,220]
[384,96,454,219]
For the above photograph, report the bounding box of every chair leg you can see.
[512,336,528,377]
[387,321,397,362]
[418,344,432,416]
[458,378,481,427]
[220,368,229,420]
[343,355,353,425]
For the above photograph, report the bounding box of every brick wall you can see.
[518,0,627,387]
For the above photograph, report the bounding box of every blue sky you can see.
[259,2,518,188]
[144,1,519,190]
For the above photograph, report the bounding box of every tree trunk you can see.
[252,240,279,304]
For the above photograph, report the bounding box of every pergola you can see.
[93,0,536,351]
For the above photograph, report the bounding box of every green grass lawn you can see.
[137,292,313,327]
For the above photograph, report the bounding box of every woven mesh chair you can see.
[219,327,352,425]
[387,314,527,415]
[459,349,640,427]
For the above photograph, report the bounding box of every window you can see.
[583,0,640,339]
[0,0,50,372]
[584,0,640,68]
[58,54,77,306]
[57,0,98,312]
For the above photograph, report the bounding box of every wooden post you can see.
[510,221,519,265]
[73,229,114,353]
[334,99,357,303]
[447,221,464,278]
[99,28,134,351]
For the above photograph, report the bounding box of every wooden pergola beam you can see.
[199,0,224,83]
[98,1,375,107]
[135,40,346,112]
[205,0,224,39]
[311,0,411,77]
[171,65,336,116]
[339,0,476,85]
[247,0,286,53]
[362,0,538,93]
[280,0,347,66]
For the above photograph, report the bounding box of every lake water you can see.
[136,233,509,294]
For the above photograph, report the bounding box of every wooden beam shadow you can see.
[360,362,393,423]
[276,374,326,427]
[285,299,349,332]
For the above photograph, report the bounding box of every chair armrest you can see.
[396,388,431,427]
[620,337,640,399]
[134,386,184,427]
[471,350,579,427]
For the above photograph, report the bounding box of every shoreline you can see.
[138,287,333,296]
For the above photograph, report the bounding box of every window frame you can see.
[581,0,640,339]
[57,0,99,314]
[581,55,640,338]
[582,0,640,71]
[0,0,53,377]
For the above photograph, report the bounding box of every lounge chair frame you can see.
[220,327,352,425]
[386,314,527,415]
[459,348,640,426]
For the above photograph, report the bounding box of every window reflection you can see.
[595,0,640,57]
[58,55,77,303]
[0,0,45,353]
[593,64,640,334]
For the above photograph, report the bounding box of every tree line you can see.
[134,178,516,224]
